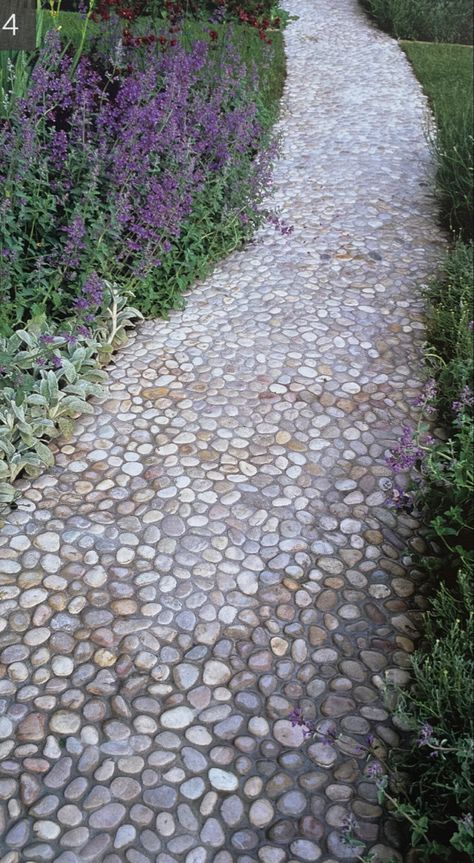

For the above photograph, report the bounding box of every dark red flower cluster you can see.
[122,29,155,46]
[163,0,197,23]
[235,5,273,43]
[92,0,148,23]
[93,0,183,50]
[93,0,278,49]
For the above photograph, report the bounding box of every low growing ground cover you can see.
[356,5,474,861]
[382,244,474,862]
[0,2,286,503]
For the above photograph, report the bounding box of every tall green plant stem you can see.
[70,0,96,76]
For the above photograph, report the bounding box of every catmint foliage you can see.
[0,24,275,332]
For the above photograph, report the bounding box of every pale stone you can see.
[49,711,81,735]
[33,820,61,840]
[273,720,306,748]
[203,661,231,686]
[51,656,74,677]
[249,799,274,827]
[33,532,60,552]
[160,707,194,729]
[208,769,239,791]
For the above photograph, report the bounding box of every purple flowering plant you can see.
[0,18,279,333]
[286,697,473,860]
[384,369,473,549]
[288,709,401,860]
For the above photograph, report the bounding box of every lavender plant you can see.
[383,371,473,583]
[377,249,474,860]
[288,701,473,862]
[388,569,474,859]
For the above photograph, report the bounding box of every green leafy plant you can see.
[380,247,473,859]
[92,281,143,362]
[371,570,474,861]
[0,18,284,334]
[0,283,141,507]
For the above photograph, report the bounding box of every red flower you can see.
[209,30,218,41]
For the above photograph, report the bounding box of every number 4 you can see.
[2,14,19,36]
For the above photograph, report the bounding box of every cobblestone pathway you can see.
[0,1,446,861]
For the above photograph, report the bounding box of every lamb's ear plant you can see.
[0,284,141,511]
[93,282,143,364]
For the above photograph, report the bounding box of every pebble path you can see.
[0,1,447,861]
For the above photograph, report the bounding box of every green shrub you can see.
[420,417,473,579]
[360,0,473,44]
[389,570,474,861]
[386,244,474,579]
[382,244,473,859]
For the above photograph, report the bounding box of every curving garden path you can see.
[0,1,447,861]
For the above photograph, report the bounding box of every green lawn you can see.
[401,41,473,237]
[401,41,473,106]
[40,9,99,45]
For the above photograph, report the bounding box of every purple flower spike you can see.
[289,707,304,727]
[341,813,361,845]
[417,722,434,747]
[385,483,415,512]
[386,425,424,474]
[366,760,384,778]
[289,708,315,738]
[452,386,474,415]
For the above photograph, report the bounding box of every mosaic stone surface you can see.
[0,0,446,860]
